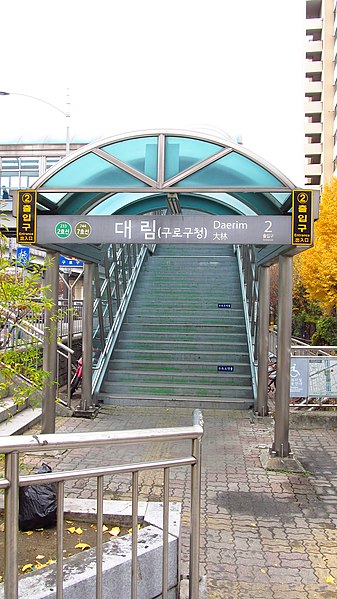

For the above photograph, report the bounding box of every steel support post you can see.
[42,251,59,434]
[81,262,94,411]
[256,266,270,416]
[271,255,293,458]
[4,451,19,599]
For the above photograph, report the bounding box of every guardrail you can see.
[0,409,204,599]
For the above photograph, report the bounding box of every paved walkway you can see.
[24,406,337,598]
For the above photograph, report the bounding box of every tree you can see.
[297,178,337,311]
[0,212,53,405]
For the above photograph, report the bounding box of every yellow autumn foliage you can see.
[297,178,337,311]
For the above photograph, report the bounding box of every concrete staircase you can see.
[98,244,254,409]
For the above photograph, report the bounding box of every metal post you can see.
[42,251,59,434]
[189,410,203,598]
[4,451,19,599]
[80,262,94,412]
[257,266,270,416]
[271,255,293,458]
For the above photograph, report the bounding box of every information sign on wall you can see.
[291,190,313,247]
[16,190,37,244]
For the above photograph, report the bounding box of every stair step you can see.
[0,406,41,435]
[100,381,253,398]
[109,359,251,375]
[97,393,254,410]
[119,331,249,343]
[106,371,252,386]
[117,340,248,351]
[0,398,29,424]
[113,349,250,362]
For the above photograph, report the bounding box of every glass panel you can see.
[101,137,158,179]
[270,192,292,205]
[165,136,223,180]
[88,192,160,215]
[176,152,284,188]
[39,192,68,204]
[42,153,149,188]
[199,193,257,215]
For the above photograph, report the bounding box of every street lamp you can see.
[0,90,71,155]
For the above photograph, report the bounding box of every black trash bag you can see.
[19,463,57,531]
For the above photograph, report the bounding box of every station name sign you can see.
[36,215,293,245]
[16,190,37,244]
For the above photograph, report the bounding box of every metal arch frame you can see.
[32,129,297,201]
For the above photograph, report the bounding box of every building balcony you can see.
[305,59,323,74]
[304,163,322,176]
[305,80,323,94]
[305,18,323,32]
[304,143,322,155]
[305,122,323,134]
[305,39,323,56]
[304,101,323,114]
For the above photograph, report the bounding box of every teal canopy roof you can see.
[33,130,296,218]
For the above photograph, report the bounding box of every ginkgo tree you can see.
[296,177,337,344]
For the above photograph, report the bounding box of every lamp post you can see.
[0,89,71,155]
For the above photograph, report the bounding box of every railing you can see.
[92,243,154,395]
[269,329,337,409]
[235,244,258,400]
[0,409,204,599]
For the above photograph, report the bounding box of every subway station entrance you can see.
[20,130,316,458]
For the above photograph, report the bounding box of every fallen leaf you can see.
[102,525,109,532]
[46,559,56,566]
[23,531,34,536]
[0,523,4,532]
[326,575,335,584]
[67,527,76,534]
[75,527,83,535]
[128,524,141,534]
[108,527,120,537]
[260,569,267,574]
[66,520,73,524]
[75,542,91,551]
[250,523,257,527]
[0,576,3,583]
[36,555,45,560]
[36,528,44,531]
[22,564,33,573]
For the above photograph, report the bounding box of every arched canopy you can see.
[33,130,296,218]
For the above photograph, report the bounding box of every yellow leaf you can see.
[36,528,44,531]
[102,525,109,532]
[46,559,56,566]
[66,520,73,524]
[23,531,34,536]
[67,527,76,534]
[326,575,335,584]
[108,526,120,537]
[34,562,46,570]
[22,564,33,573]
[128,524,141,534]
[250,523,257,527]
[75,542,91,551]
[260,569,267,574]
[36,555,45,560]
[75,527,83,535]
[0,576,3,582]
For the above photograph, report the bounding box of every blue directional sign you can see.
[16,246,30,266]
[59,256,84,267]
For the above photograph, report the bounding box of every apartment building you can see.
[305,0,335,189]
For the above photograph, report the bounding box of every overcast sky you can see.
[1,0,306,185]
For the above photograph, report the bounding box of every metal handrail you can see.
[1,409,204,599]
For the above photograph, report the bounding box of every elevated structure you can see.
[2,130,314,460]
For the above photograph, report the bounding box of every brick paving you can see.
[23,406,337,598]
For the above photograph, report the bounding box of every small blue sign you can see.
[16,246,30,265]
[217,366,234,372]
[60,256,84,267]
[218,303,232,309]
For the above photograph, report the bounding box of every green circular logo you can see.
[75,221,92,239]
[55,221,72,239]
